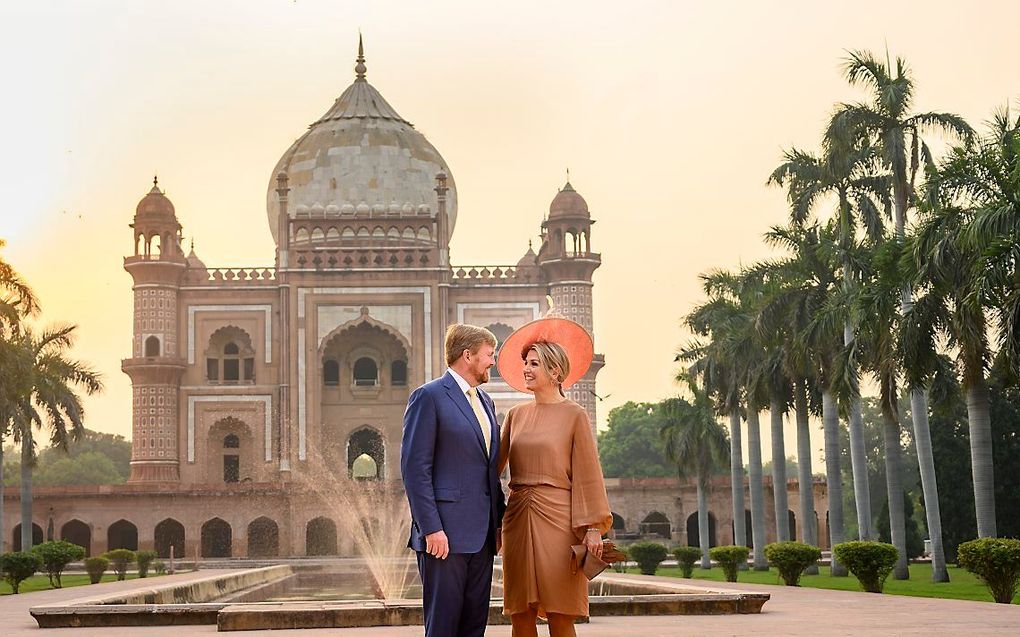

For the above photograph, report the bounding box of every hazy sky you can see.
[2,1,1018,465]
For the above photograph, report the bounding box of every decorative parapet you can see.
[183,267,277,286]
[451,265,540,284]
[291,247,432,269]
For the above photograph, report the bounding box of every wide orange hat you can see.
[496,317,594,393]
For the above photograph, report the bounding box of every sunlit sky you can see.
[2,1,1018,465]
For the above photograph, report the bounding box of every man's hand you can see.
[425,530,450,560]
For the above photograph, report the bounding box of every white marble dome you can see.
[266,44,457,246]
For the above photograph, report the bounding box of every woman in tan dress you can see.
[496,322,612,637]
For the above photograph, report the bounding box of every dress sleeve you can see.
[497,407,512,476]
[569,407,613,539]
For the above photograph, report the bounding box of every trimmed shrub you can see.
[628,541,669,575]
[672,546,702,578]
[85,556,109,584]
[0,551,43,594]
[136,550,158,578]
[957,537,1020,604]
[832,541,898,593]
[153,560,167,575]
[104,549,136,581]
[709,545,750,582]
[764,541,822,586]
[31,540,86,588]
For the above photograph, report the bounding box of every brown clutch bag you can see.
[570,540,627,580]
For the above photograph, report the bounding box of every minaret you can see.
[537,180,604,434]
[123,177,187,482]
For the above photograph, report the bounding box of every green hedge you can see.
[136,550,158,578]
[84,556,109,584]
[628,541,669,575]
[709,545,750,582]
[957,537,1020,604]
[764,541,822,586]
[104,549,136,581]
[832,541,899,593]
[31,540,86,588]
[672,546,701,578]
[0,551,43,594]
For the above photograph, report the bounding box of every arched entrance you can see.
[306,517,338,556]
[611,513,626,533]
[686,512,717,548]
[247,517,279,557]
[60,520,92,556]
[789,510,797,541]
[108,519,138,551]
[12,523,44,551]
[639,511,671,539]
[348,428,384,479]
[155,518,186,558]
[201,518,232,557]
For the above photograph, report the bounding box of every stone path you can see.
[2,570,1017,635]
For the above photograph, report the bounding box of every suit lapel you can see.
[442,372,488,456]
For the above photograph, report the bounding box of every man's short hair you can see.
[445,324,497,365]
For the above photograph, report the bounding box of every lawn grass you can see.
[0,572,165,595]
[624,563,1019,604]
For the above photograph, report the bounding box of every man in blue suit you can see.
[401,324,505,637]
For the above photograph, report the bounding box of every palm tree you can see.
[747,264,819,568]
[0,240,38,553]
[904,203,995,538]
[1,325,102,551]
[831,237,911,578]
[681,270,748,556]
[661,378,730,569]
[768,140,889,540]
[954,106,1020,375]
[829,49,972,579]
[750,223,849,575]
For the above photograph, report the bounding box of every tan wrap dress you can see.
[498,400,612,618]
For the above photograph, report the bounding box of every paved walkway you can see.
[2,570,1017,635]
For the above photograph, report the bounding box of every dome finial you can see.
[150,174,162,194]
[355,32,367,80]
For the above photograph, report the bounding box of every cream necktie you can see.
[467,387,492,456]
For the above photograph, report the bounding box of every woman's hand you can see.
[584,529,602,559]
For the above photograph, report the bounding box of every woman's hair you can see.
[523,340,571,395]
[445,324,497,365]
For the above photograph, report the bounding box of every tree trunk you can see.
[822,390,847,576]
[697,480,711,569]
[728,410,747,568]
[0,434,5,554]
[794,379,818,574]
[894,178,949,580]
[881,379,908,580]
[20,427,33,551]
[910,389,949,582]
[746,409,768,570]
[770,398,790,541]
[965,379,997,538]
[844,322,873,540]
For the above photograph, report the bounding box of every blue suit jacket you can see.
[401,371,505,554]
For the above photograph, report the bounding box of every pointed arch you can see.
[154,518,185,558]
[61,519,92,556]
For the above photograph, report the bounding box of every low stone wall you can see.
[30,566,291,627]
